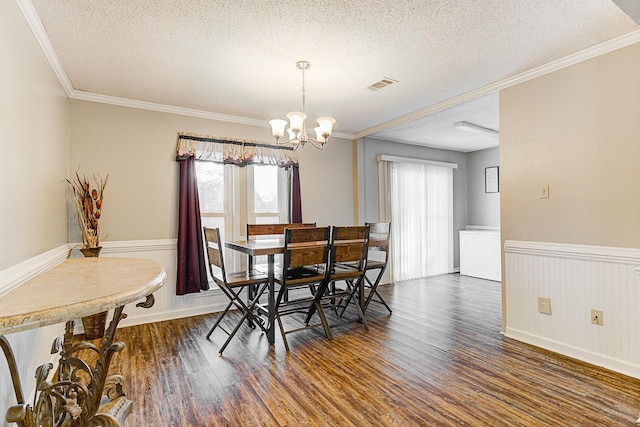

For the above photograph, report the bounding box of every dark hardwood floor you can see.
[109,274,640,426]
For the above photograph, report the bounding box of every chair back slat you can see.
[247,223,316,239]
[332,242,367,264]
[367,222,390,236]
[206,246,223,269]
[332,226,368,241]
[288,246,328,269]
[286,227,329,244]
[203,227,223,267]
[365,222,391,263]
[203,227,227,282]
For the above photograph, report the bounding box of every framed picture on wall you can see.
[485,166,499,193]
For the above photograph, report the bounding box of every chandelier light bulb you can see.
[286,111,306,133]
[316,117,336,137]
[314,127,326,144]
[269,119,287,139]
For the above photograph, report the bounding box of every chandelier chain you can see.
[301,67,306,114]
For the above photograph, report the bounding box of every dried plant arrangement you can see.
[67,170,109,249]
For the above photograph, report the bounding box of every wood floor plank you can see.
[108,274,640,426]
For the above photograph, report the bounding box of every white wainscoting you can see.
[504,240,640,379]
[96,239,229,328]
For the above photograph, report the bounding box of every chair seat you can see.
[252,264,284,275]
[276,266,325,286]
[219,271,268,287]
[330,264,363,282]
[365,260,386,270]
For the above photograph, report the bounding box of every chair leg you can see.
[351,276,369,331]
[219,310,252,354]
[337,280,356,317]
[276,314,290,353]
[248,283,269,334]
[314,300,333,341]
[206,300,234,339]
[363,271,392,314]
[370,289,393,314]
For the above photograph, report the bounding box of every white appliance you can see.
[459,228,501,281]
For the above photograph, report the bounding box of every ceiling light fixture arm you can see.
[269,61,335,151]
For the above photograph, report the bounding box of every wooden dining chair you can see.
[362,222,392,313]
[315,225,371,331]
[203,227,269,354]
[336,223,392,316]
[273,226,332,352]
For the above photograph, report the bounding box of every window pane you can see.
[255,216,277,225]
[196,161,224,213]
[253,165,278,213]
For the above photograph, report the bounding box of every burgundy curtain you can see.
[291,165,302,223]
[176,155,209,295]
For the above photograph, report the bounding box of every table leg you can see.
[359,274,365,312]
[267,253,275,345]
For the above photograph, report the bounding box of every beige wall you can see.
[69,100,355,242]
[0,0,69,270]
[1,1,70,422]
[500,42,640,248]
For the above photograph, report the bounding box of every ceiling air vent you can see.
[367,77,398,92]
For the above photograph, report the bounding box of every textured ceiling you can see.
[27,0,640,152]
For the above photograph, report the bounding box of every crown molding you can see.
[354,30,640,139]
[69,91,354,140]
[70,90,270,126]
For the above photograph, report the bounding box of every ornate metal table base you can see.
[2,295,154,427]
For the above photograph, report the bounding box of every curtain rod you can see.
[376,154,458,169]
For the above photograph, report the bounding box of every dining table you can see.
[225,238,285,345]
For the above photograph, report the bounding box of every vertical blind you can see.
[378,155,455,282]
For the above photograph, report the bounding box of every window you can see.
[196,161,290,272]
[247,165,290,226]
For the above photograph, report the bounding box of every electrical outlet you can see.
[591,309,603,326]
[538,297,551,315]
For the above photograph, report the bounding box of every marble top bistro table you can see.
[0,257,166,427]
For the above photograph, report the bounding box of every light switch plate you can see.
[539,184,549,199]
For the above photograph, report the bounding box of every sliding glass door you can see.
[389,161,453,281]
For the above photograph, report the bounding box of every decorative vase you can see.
[80,246,102,258]
[81,311,108,340]
[80,246,106,339]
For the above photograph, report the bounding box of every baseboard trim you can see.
[504,327,640,380]
[119,300,228,328]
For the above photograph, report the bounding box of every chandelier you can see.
[269,61,336,150]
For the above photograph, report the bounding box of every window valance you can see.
[176,132,298,168]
